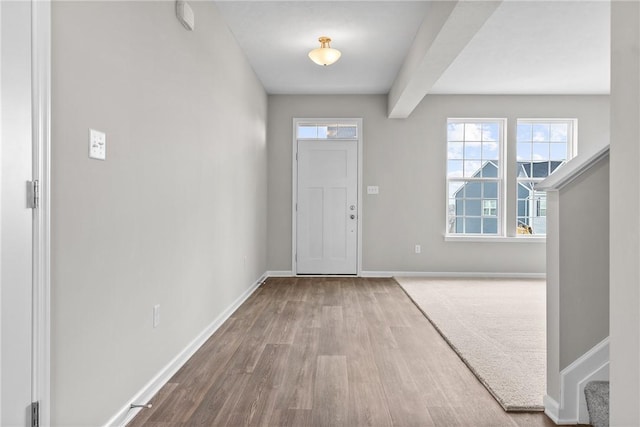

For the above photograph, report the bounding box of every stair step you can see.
[584,381,609,427]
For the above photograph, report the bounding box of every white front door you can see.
[1,1,35,425]
[296,139,358,274]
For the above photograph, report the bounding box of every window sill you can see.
[444,235,546,243]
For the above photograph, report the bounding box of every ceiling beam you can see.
[387,1,502,119]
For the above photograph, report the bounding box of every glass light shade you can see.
[308,47,341,66]
[308,37,341,66]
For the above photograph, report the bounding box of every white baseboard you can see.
[543,395,563,424]
[360,270,546,279]
[266,271,358,278]
[103,272,268,427]
[264,271,545,279]
[266,270,294,277]
[544,337,609,425]
[359,271,394,277]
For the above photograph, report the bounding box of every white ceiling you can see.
[429,1,610,94]
[214,1,610,95]
[214,1,431,94]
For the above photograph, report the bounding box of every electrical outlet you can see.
[153,304,160,328]
[415,244,421,254]
[367,186,379,195]
[89,128,106,160]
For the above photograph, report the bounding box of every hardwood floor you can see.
[128,277,558,426]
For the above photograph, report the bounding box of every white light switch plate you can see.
[367,185,379,194]
[153,304,160,328]
[89,129,106,160]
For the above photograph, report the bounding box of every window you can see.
[447,119,504,235]
[297,123,358,139]
[483,200,497,216]
[537,199,547,217]
[446,118,576,239]
[516,119,576,235]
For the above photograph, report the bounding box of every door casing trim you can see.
[291,118,363,276]
[31,0,51,425]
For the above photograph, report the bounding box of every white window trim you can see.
[444,234,547,243]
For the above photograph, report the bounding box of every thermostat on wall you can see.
[176,1,195,31]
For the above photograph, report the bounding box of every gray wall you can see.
[610,2,640,424]
[559,158,609,369]
[267,95,609,274]
[51,2,267,425]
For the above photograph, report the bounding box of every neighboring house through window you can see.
[447,119,504,235]
[516,119,576,235]
[446,118,576,237]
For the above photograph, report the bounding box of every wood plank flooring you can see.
[128,277,558,426]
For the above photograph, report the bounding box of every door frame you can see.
[32,1,51,425]
[291,118,363,276]
[0,0,50,424]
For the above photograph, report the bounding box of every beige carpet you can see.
[394,277,546,412]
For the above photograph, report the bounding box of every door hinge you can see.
[27,180,39,209]
[31,401,39,427]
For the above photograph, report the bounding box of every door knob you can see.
[350,214,356,219]
[350,205,356,210]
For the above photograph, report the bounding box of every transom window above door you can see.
[297,123,358,139]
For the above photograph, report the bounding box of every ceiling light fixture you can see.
[308,36,341,66]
